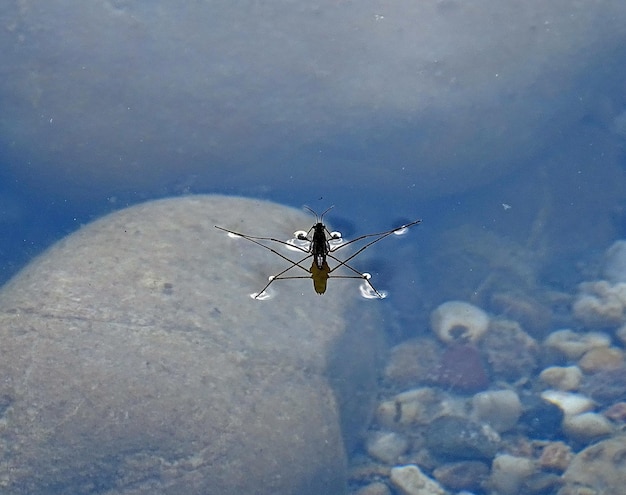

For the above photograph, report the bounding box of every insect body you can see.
[215,206,420,300]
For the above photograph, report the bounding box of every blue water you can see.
[2,3,626,493]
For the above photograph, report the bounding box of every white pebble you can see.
[540,390,596,416]
[390,465,446,495]
[489,454,535,495]
[539,366,583,391]
[562,412,613,443]
[472,389,522,432]
[366,431,409,464]
[431,301,490,344]
[544,329,611,359]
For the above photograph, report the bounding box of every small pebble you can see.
[489,454,535,495]
[482,319,538,382]
[539,366,582,391]
[430,344,489,393]
[366,431,409,464]
[538,441,574,472]
[376,387,447,429]
[432,460,488,491]
[390,464,446,495]
[471,389,522,432]
[540,390,596,416]
[521,472,564,494]
[573,281,626,327]
[544,329,611,360]
[561,436,626,493]
[562,412,613,443]
[581,366,626,405]
[354,481,392,495]
[425,416,500,461]
[431,301,489,344]
[384,338,441,387]
[489,291,552,338]
[519,396,563,439]
[578,346,624,373]
[604,401,626,421]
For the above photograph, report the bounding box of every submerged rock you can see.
[4,2,626,203]
[573,280,626,327]
[482,319,539,382]
[390,465,445,495]
[365,431,409,464]
[471,389,522,432]
[561,435,626,494]
[424,416,500,461]
[539,366,583,391]
[562,412,613,444]
[432,460,489,492]
[430,300,490,344]
[488,454,535,495]
[429,343,490,393]
[581,366,626,406]
[519,395,564,440]
[0,196,386,495]
[544,329,611,360]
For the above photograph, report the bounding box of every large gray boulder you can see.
[0,196,385,494]
[2,1,625,201]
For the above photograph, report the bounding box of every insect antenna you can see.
[303,205,334,222]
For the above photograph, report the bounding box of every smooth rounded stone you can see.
[604,402,626,422]
[540,390,596,417]
[389,465,445,495]
[354,482,392,495]
[580,366,626,406]
[383,338,441,387]
[539,366,583,391]
[573,281,626,327]
[432,460,489,492]
[481,319,539,382]
[561,435,626,493]
[429,343,490,393]
[365,431,409,464]
[430,301,489,344]
[544,329,611,360]
[578,346,625,373]
[603,240,626,283]
[538,441,574,472]
[424,416,500,461]
[488,454,535,495]
[0,196,387,495]
[519,395,564,440]
[562,413,614,444]
[489,292,553,338]
[471,389,522,432]
[522,472,564,495]
[4,3,626,203]
[376,387,451,430]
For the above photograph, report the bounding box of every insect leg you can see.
[326,254,386,298]
[215,225,311,270]
[330,219,422,268]
[252,253,313,299]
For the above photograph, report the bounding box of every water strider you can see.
[215,206,421,300]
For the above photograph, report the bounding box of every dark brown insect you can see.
[215,206,421,300]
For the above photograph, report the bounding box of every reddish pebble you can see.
[430,344,490,393]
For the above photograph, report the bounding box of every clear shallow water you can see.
[1,3,626,492]
[2,128,624,329]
